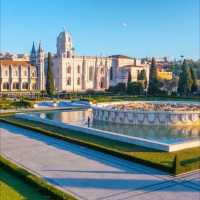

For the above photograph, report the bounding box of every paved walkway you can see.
[0,122,199,200]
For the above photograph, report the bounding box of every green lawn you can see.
[79,94,200,103]
[0,168,51,200]
[1,115,199,175]
[0,99,34,110]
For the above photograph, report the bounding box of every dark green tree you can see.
[138,69,147,89]
[46,52,55,96]
[127,82,144,95]
[190,67,198,93]
[148,57,159,95]
[177,60,193,96]
[108,83,126,94]
[126,70,132,93]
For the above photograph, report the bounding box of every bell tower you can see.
[56,29,74,57]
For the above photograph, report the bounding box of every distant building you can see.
[52,31,150,92]
[109,55,149,86]
[0,60,37,93]
[0,30,150,94]
[0,43,45,94]
[157,69,173,80]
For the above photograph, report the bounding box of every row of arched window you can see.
[66,77,81,86]
[2,82,37,90]
[3,69,32,77]
[66,77,105,88]
[66,65,81,74]
[66,65,105,81]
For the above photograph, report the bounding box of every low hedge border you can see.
[0,117,173,174]
[0,155,78,200]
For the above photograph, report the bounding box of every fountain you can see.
[92,102,200,126]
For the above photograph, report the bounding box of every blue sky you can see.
[1,0,199,59]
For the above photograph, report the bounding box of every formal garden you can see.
[0,58,199,199]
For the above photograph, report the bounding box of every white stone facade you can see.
[52,31,111,92]
[0,30,150,94]
[0,60,37,92]
[52,31,150,92]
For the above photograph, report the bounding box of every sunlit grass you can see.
[0,168,51,200]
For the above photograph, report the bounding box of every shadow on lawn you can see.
[0,168,51,200]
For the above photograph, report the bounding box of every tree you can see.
[177,60,193,96]
[138,69,147,89]
[190,67,198,93]
[127,82,144,95]
[127,70,132,85]
[46,52,55,96]
[108,82,126,94]
[148,57,159,95]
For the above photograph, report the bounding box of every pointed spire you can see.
[30,42,36,65]
[31,42,36,54]
[38,41,44,52]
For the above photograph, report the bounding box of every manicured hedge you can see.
[172,154,200,175]
[0,155,77,200]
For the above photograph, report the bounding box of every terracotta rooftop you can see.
[0,60,33,66]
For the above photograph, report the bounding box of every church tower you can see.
[36,42,45,90]
[56,30,74,58]
[30,42,36,66]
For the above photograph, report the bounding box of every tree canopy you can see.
[148,57,159,95]
[46,52,55,96]
[177,59,193,96]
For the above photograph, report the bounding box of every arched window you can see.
[14,69,18,76]
[67,51,71,58]
[100,77,105,89]
[4,70,8,76]
[89,66,93,81]
[32,83,37,90]
[3,82,9,90]
[100,68,104,74]
[13,82,19,90]
[77,65,80,73]
[23,70,27,76]
[77,77,80,85]
[67,77,71,85]
[22,82,29,89]
[67,66,71,73]
[32,71,36,77]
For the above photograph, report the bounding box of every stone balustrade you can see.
[92,105,200,126]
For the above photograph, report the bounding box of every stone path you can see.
[0,122,199,200]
